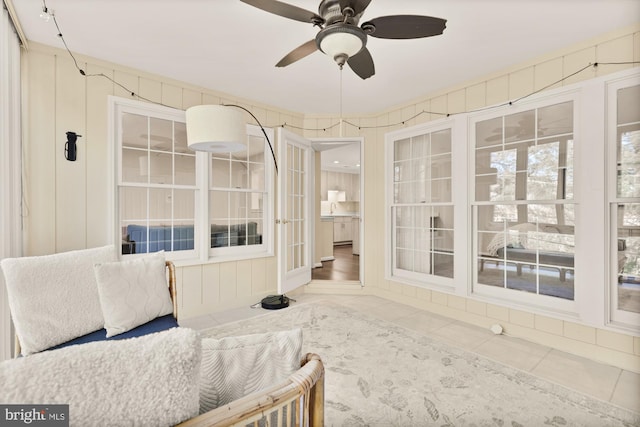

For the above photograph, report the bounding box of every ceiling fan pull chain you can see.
[339,68,344,137]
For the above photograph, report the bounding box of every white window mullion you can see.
[196,151,209,263]
[576,79,606,326]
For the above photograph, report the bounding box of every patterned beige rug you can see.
[201,300,639,427]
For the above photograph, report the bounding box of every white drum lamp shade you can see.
[186,105,246,152]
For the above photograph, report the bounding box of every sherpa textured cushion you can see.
[94,251,173,337]
[0,328,201,427]
[199,329,303,413]
[0,245,116,355]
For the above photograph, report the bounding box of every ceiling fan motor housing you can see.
[319,0,360,25]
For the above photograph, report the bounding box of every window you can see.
[113,97,273,262]
[608,80,640,327]
[387,126,454,284]
[209,134,268,257]
[117,103,197,260]
[473,100,576,301]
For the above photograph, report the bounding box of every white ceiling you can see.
[10,0,640,117]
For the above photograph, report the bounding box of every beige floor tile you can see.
[428,321,494,351]
[531,349,621,402]
[211,305,270,325]
[290,293,338,304]
[610,370,640,413]
[333,295,390,311]
[391,310,454,334]
[364,300,421,322]
[473,334,551,372]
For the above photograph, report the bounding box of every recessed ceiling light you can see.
[333,160,340,164]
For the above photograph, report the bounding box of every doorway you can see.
[311,138,364,284]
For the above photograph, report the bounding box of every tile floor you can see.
[179,293,640,414]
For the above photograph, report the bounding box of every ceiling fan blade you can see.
[347,48,375,80]
[339,0,372,16]
[364,15,447,39]
[239,0,323,24]
[276,39,318,67]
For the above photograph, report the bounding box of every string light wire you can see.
[43,1,639,132]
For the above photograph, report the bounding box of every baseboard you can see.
[306,281,365,294]
[320,256,335,262]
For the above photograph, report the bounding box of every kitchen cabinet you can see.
[352,217,360,255]
[333,216,352,244]
[320,217,334,261]
[321,171,360,202]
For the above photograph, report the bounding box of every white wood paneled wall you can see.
[22,43,303,319]
[302,25,640,372]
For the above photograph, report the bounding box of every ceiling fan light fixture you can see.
[316,23,366,68]
[185,105,246,153]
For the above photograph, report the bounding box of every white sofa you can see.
[0,327,324,426]
[0,246,324,426]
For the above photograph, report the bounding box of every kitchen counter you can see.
[321,213,359,218]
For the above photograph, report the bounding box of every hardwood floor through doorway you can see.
[312,244,359,281]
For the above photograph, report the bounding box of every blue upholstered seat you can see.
[46,314,179,351]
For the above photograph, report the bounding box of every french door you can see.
[277,128,314,294]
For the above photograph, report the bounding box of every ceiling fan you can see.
[239,0,447,79]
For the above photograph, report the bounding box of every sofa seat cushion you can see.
[46,314,179,352]
[0,328,202,427]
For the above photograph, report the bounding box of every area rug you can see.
[201,300,639,427]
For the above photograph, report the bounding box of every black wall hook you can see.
[65,131,81,161]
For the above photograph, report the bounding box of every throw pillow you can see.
[0,245,116,355]
[94,251,174,337]
[0,328,201,427]
[199,328,303,413]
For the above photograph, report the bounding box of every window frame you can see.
[606,72,640,332]
[385,118,461,291]
[469,92,580,313]
[206,126,275,262]
[381,68,640,331]
[110,96,275,265]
